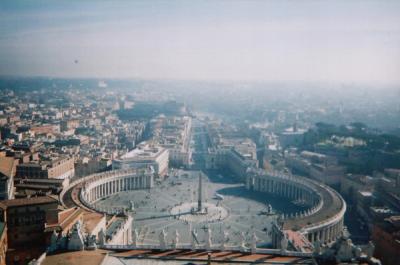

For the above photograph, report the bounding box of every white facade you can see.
[113,142,169,177]
[152,116,192,168]
[206,147,258,181]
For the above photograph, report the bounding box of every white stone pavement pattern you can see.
[93,170,303,248]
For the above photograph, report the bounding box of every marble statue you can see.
[281,234,288,253]
[49,230,59,252]
[240,231,246,251]
[132,229,138,247]
[336,238,354,261]
[191,229,198,250]
[87,235,97,250]
[172,229,179,248]
[205,225,212,250]
[251,231,258,253]
[159,229,167,249]
[365,241,375,259]
[68,220,85,251]
[221,230,228,250]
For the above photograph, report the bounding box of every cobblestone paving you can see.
[95,170,301,248]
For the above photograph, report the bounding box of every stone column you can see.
[320,230,323,242]
[325,228,329,243]
[335,222,340,239]
[327,227,331,243]
[283,183,286,196]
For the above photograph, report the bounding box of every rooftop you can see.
[0,195,58,209]
[120,142,166,161]
[42,249,315,265]
[0,156,17,177]
[82,211,105,234]
[41,249,108,265]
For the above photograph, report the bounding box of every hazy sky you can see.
[0,0,400,84]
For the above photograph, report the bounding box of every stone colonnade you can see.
[247,170,346,245]
[305,217,345,245]
[79,169,154,213]
[247,171,322,218]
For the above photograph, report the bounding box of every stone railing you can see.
[106,216,133,245]
[101,244,313,257]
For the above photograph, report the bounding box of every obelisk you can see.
[198,172,203,212]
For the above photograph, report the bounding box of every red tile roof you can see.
[0,195,58,209]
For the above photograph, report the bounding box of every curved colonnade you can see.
[61,167,345,248]
[60,168,154,215]
[246,169,346,245]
